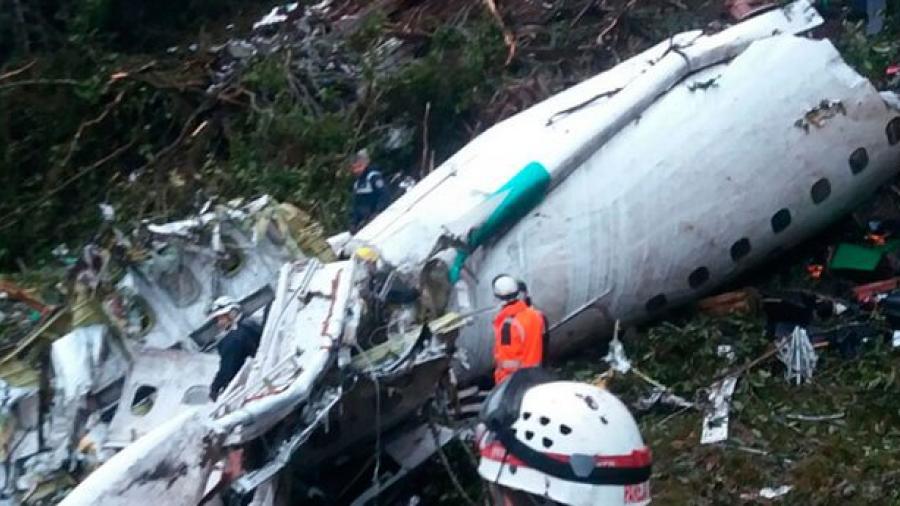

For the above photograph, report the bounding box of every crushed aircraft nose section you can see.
[62,1,900,504]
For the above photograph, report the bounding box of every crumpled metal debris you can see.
[603,334,632,374]
[777,327,818,385]
[635,387,694,412]
[42,325,129,478]
[700,376,739,444]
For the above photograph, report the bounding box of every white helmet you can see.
[477,380,652,506]
[208,296,240,319]
[492,275,521,301]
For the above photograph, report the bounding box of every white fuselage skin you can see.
[60,4,900,504]
[354,7,900,381]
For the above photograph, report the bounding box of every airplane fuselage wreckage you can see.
[60,2,900,504]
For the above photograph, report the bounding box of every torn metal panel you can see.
[214,260,357,444]
[46,325,129,467]
[700,376,739,444]
[51,325,128,401]
[105,349,219,448]
[120,223,287,351]
[59,409,217,506]
[384,423,455,470]
[111,196,326,350]
[349,424,455,506]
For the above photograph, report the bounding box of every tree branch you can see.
[0,141,136,231]
[0,60,36,82]
[60,90,126,168]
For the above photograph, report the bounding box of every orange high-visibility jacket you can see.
[493,300,546,384]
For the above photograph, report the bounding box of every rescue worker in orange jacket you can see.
[491,275,547,384]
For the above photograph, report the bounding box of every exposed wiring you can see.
[427,419,479,506]
[351,341,383,504]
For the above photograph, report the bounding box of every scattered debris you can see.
[635,387,694,412]
[830,241,900,272]
[784,412,845,422]
[740,484,794,500]
[5,1,900,504]
[777,327,818,385]
[700,376,738,444]
[603,323,632,374]
[717,344,736,363]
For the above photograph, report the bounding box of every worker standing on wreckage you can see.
[208,296,262,401]
[349,149,391,234]
[475,369,653,505]
[492,274,548,384]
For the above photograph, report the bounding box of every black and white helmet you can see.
[477,381,652,505]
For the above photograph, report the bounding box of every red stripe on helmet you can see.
[480,441,652,468]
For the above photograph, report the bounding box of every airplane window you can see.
[645,294,667,313]
[849,147,868,175]
[130,385,157,416]
[730,238,751,261]
[182,386,209,405]
[887,118,900,145]
[771,209,791,234]
[689,267,710,288]
[810,178,831,204]
[217,238,245,278]
[158,263,202,307]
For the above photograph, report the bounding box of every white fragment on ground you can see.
[760,485,794,499]
[777,326,817,385]
[717,344,735,362]
[253,7,288,30]
[700,376,738,444]
[740,485,794,500]
[603,336,632,373]
[98,203,115,222]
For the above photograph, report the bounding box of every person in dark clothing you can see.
[208,297,263,402]
[349,149,391,233]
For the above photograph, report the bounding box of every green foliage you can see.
[242,58,290,98]
[380,20,505,160]
[69,0,115,38]
[838,19,900,81]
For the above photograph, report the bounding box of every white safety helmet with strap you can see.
[477,378,652,506]
[208,296,241,319]
[492,274,521,301]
